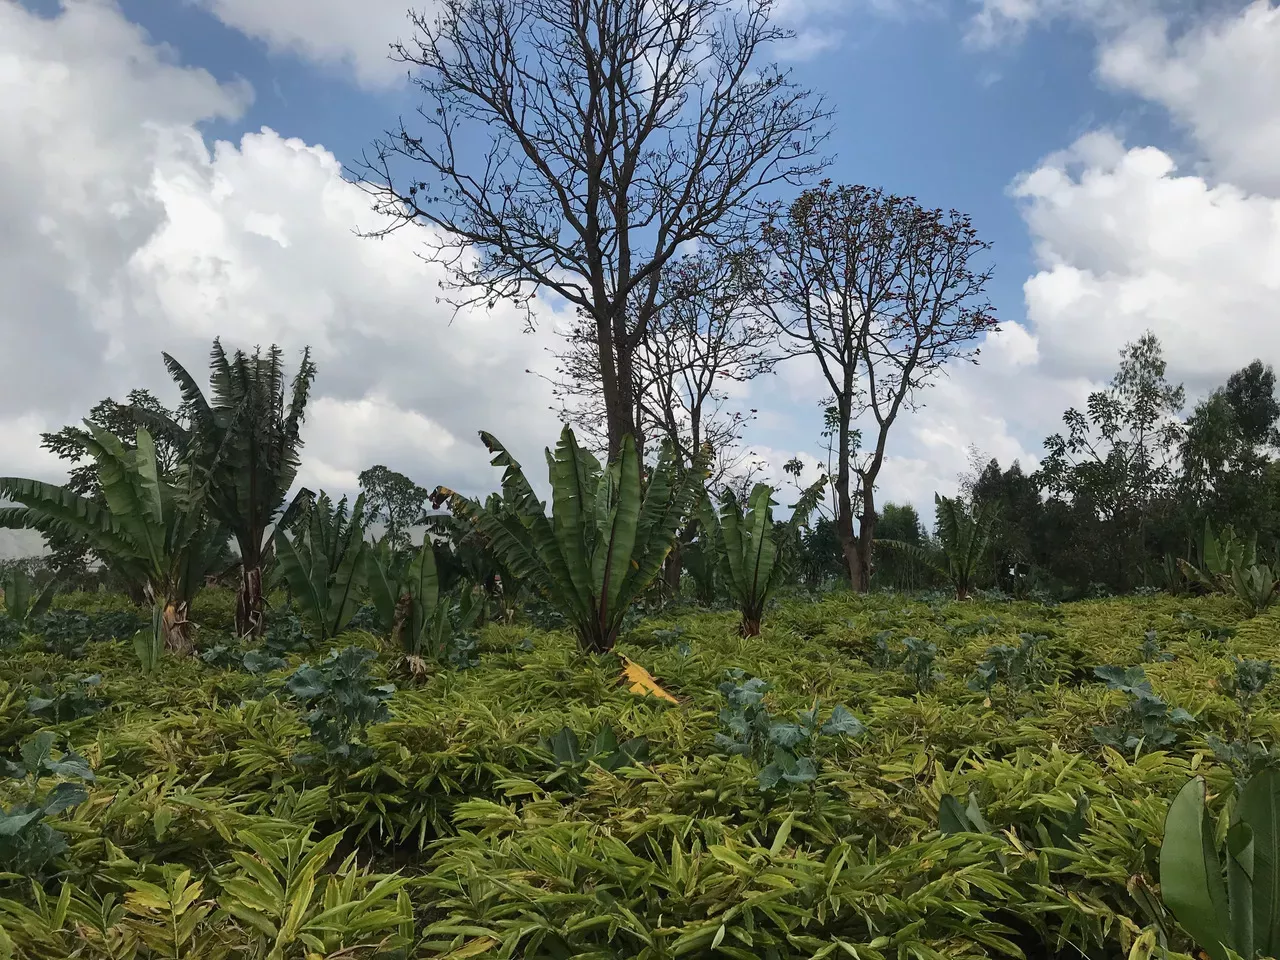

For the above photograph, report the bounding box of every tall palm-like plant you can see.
[0,425,224,655]
[701,479,825,637]
[878,494,997,600]
[139,339,316,637]
[432,427,708,652]
[273,493,369,640]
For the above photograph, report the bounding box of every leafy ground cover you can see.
[0,588,1277,959]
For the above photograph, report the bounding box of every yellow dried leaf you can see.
[619,654,678,704]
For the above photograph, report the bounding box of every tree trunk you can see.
[853,482,877,593]
[739,614,762,638]
[161,601,194,656]
[663,542,683,597]
[236,565,264,638]
[834,399,871,592]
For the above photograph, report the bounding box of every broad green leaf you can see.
[1161,777,1232,960]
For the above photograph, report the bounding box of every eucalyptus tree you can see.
[139,339,317,637]
[759,184,998,591]
[358,0,827,459]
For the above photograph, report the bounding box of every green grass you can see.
[1,588,1277,958]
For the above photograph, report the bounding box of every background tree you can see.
[358,0,827,457]
[1181,360,1280,545]
[760,183,998,592]
[1038,332,1185,590]
[39,390,188,586]
[553,250,779,592]
[358,465,428,550]
[553,250,777,485]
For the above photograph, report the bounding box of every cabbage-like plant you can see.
[432,428,707,652]
[700,478,825,637]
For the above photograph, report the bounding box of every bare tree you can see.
[759,183,999,592]
[552,250,777,487]
[357,0,828,458]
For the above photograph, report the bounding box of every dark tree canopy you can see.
[359,465,429,550]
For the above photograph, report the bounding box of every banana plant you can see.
[273,493,368,641]
[0,425,224,657]
[1179,519,1258,591]
[878,494,997,601]
[1,569,58,631]
[1178,520,1278,616]
[1231,561,1280,616]
[700,478,826,637]
[1160,769,1280,960]
[432,428,708,652]
[368,533,482,661]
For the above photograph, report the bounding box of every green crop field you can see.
[2,587,1276,960]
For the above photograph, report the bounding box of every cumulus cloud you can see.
[0,0,567,544]
[935,0,1280,513]
[191,0,423,87]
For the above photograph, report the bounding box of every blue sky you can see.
[2,0,1278,554]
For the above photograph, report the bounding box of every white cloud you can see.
[0,0,567,559]
[1096,1,1280,195]
[927,0,1280,518]
[191,0,423,88]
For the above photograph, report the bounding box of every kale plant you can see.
[0,731,94,876]
[715,669,864,792]
[901,637,943,693]
[1208,657,1277,789]
[0,615,20,649]
[37,610,93,658]
[868,630,896,669]
[200,645,287,676]
[969,633,1050,700]
[264,608,314,656]
[1092,665,1194,753]
[26,674,106,723]
[1140,629,1174,663]
[1175,612,1236,643]
[89,610,145,643]
[284,647,394,767]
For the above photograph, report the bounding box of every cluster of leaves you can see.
[539,725,649,793]
[1092,665,1194,752]
[1140,629,1174,663]
[968,633,1050,699]
[863,631,945,692]
[262,608,314,656]
[200,645,288,677]
[283,647,394,767]
[1174,611,1236,642]
[714,669,864,791]
[0,732,93,876]
[1206,657,1276,789]
[26,673,107,723]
